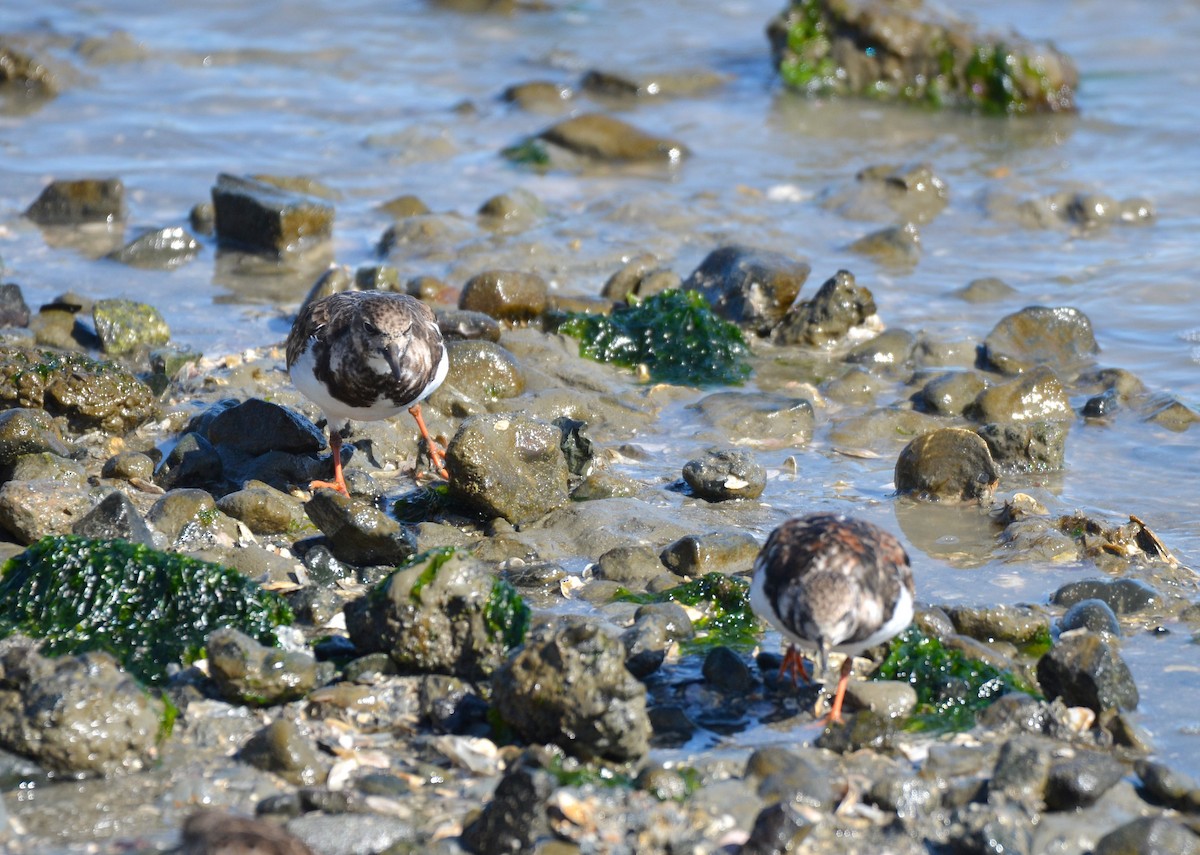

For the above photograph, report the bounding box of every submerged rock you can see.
[894,427,999,502]
[767,0,1078,114]
[107,226,201,270]
[446,413,570,525]
[344,548,530,680]
[24,177,125,225]
[518,112,688,165]
[684,244,810,334]
[0,638,162,776]
[693,391,814,448]
[211,173,334,257]
[491,621,651,762]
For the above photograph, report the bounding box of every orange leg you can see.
[409,403,450,481]
[826,657,854,725]
[778,644,812,686]
[310,429,350,496]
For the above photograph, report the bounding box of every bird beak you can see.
[382,342,405,380]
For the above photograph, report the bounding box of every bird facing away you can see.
[286,290,450,494]
[750,512,915,724]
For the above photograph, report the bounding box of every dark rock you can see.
[945,802,1035,855]
[92,298,171,355]
[968,365,1073,424]
[211,173,334,257]
[354,264,400,291]
[660,531,760,577]
[987,735,1053,809]
[947,605,1051,646]
[1037,631,1139,713]
[1093,816,1200,855]
[580,67,727,100]
[648,704,697,746]
[145,488,236,547]
[593,544,666,585]
[344,549,522,680]
[552,416,595,478]
[894,427,999,502]
[981,305,1099,376]
[1059,599,1121,637]
[976,421,1068,472]
[1051,578,1161,615]
[107,226,200,270]
[24,178,125,225]
[1044,750,1126,810]
[772,268,878,345]
[178,810,317,855]
[461,751,558,855]
[847,222,920,267]
[534,112,688,163]
[1082,389,1120,418]
[683,244,810,334]
[205,398,325,457]
[502,80,573,113]
[868,773,938,819]
[446,413,570,525]
[239,718,329,787]
[206,627,317,707]
[419,675,489,735]
[682,448,766,501]
[745,746,839,810]
[0,407,71,468]
[1135,759,1200,812]
[740,802,812,855]
[693,391,814,447]
[916,370,989,416]
[436,309,502,343]
[477,188,544,232]
[458,270,548,322]
[0,283,31,328]
[0,345,156,434]
[703,646,755,694]
[0,637,161,775]
[492,621,651,761]
[72,491,156,546]
[155,432,224,492]
[303,489,415,566]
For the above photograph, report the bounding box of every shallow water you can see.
[1,0,1199,802]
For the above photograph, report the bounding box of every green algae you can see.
[0,535,293,685]
[616,572,760,653]
[560,289,751,386]
[874,626,1040,732]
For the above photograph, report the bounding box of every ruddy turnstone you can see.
[286,290,450,494]
[750,513,915,724]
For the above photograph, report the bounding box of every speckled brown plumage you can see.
[750,512,915,723]
[286,289,449,491]
[178,809,316,855]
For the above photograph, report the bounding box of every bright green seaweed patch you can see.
[560,289,751,386]
[405,546,460,601]
[0,535,294,685]
[486,576,532,650]
[548,753,634,790]
[874,626,1039,732]
[616,572,760,653]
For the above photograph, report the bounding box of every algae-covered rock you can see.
[491,621,651,762]
[767,0,1078,115]
[0,345,156,433]
[560,289,750,386]
[92,298,171,355]
[0,636,163,776]
[344,547,530,681]
[24,178,125,224]
[0,535,293,684]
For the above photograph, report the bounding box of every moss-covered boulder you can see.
[92,298,171,355]
[344,547,530,681]
[0,345,156,434]
[0,535,294,684]
[767,0,1078,115]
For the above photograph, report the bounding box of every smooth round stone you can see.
[844,679,918,719]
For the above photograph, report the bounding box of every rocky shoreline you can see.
[0,223,1197,853]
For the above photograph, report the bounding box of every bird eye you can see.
[362,320,379,335]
